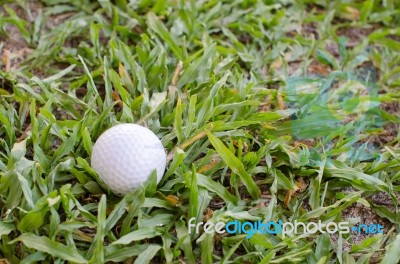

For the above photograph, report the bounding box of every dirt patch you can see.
[209,196,226,210]
[381,101,400,117]
[329,187,395,255]
[370,191,400,208]
[302,22,319,40]
[307,60,331,76]
[0,75,13,93]
[46,12,78,29]
[287,61,302,75]
[0,2,82,73]
[369,101,400,145]
[336,25,378,47]
[326,41,340,58]
[0,2,43,69]
[376,122,399,145]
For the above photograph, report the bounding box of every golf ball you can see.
[91,124,166,194]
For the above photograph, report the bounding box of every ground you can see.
[0,0,399,263]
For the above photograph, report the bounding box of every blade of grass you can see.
[206,131,260,199]
[10,233,87,263]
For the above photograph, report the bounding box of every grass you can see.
[0,0,399,263]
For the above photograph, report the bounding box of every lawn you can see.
[0,0,399,263]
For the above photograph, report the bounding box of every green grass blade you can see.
[197,173,238,205]
[206,131,260,199]
[10,233,87,263]
[112,228,162,245]
[147,12,182,60]
[133,244,162,264]
[381,233,400,264]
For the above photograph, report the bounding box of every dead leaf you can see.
[204,207,213,222]
[341,6,360,20]
[249,201,265,212]
[172,61,183,87]
[277,92,286,110]
[167,129,209,162]
[308,63,330,75]
[118,63,133,84]
[197,159,220,174]
[284,189,296,207]
[270,57,282,70]
[284,178,308,207]
[2,49,11,72]
[165,195,180,206]
[111,91,124,108]
[296,177,308,193]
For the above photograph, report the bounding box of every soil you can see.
[0,2,40,69]
[329,187,397,255]
[336,25,379,47]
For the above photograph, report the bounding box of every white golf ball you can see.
[91,124,166,194]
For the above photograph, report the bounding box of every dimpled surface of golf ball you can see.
[91,124,166,194]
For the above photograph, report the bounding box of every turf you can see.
[0,0,399,263]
